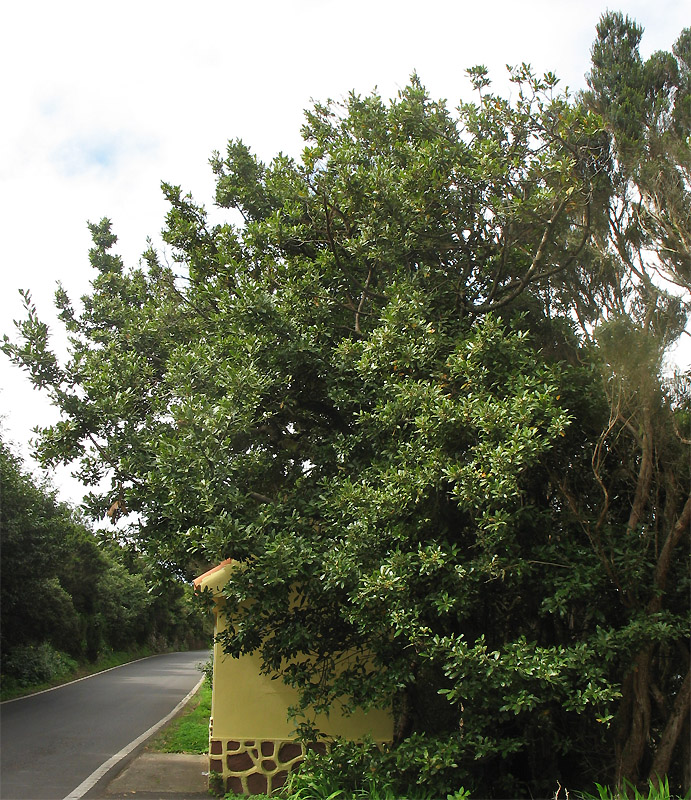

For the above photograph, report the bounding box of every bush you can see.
[198,654,214,685]
[2,642,77,687]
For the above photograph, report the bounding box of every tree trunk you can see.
[649,666,691,786]
[681,712,690,796]
[651,496,691,608]
[616,647,653,788]
[625,407,653,537]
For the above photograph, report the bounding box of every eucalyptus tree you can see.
[567,13,691,790]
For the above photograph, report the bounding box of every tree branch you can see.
[649,665,691,786]
[355,267,373,335]
[650,494,691,609]
[625,402,654,537]
[249,490,275,504]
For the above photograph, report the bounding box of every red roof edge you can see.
[193,558,233,590]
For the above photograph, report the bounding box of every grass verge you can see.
[147,679,212,754]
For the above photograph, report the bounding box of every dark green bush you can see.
[2,642,77,687]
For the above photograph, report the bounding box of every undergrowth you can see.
[578,776,688,800]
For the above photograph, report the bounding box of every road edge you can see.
[62,675,206,800]
[0,654,161,705]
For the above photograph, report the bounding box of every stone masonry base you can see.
[209,737,327,795]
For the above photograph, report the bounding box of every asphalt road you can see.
[0,650,210,800]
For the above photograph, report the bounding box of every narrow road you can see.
[0,650,210,800]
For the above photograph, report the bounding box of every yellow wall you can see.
[197,560,392,743]
[210,612,392,741]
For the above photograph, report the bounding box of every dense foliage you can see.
[3,13,689,797]
[0,436,209,692]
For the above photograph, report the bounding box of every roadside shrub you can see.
[198,654,214,685]
[2,642,77,687]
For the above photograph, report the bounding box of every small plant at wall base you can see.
[198,654,214,685]
[208,770,225,797]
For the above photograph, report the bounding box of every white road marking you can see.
[62,675,205,800]
[0,655,157,705]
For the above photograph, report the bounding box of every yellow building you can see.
[194,560,393,795]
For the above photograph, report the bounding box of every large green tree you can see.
[1,436,87,658]
[3,17,689,796]
[569,13,691,790]
[0,434,209,676]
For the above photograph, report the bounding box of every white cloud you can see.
[51,130,157,175]
[1,0,688,506]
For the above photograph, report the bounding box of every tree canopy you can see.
[0,433,209,693]
[3,13,689,797]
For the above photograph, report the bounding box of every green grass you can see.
[148,680,212,754]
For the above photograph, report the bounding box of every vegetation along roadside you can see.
[0,436,212,702]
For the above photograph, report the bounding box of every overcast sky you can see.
[1,0,688,507]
